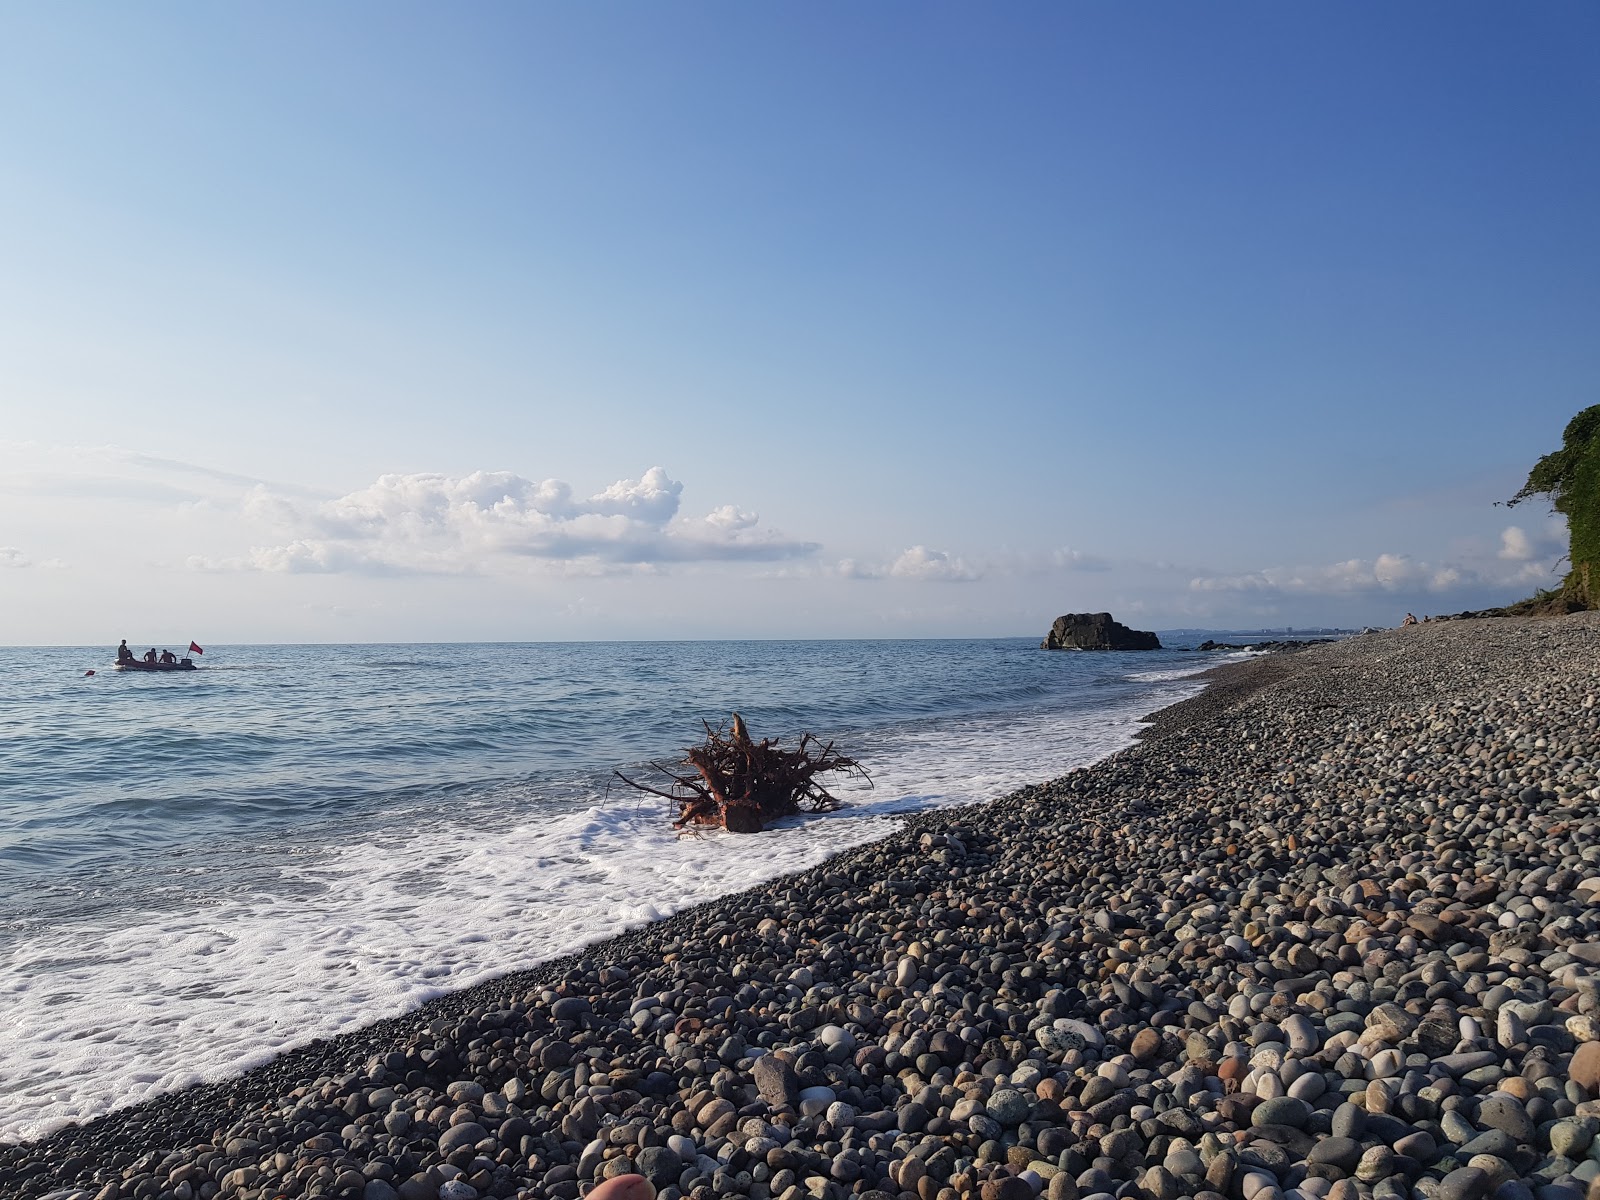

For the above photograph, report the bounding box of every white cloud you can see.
[704,505,759,531]
[831,546,981,583]
[1499,525,1535,562]
[584,467,682,524]
[834,558,881,580]
[0,546,30,568]
[211,467,817,575]
[1189,547,1561,600]
[889,546,981,582]
[1191,556,1438,596]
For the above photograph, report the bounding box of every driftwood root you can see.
[615,713,869,833]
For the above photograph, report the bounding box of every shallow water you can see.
[0,637,1227,1143]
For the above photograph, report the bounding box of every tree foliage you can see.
[1508,404,1600,606]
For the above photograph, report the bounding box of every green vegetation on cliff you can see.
[1508,404,1600,608]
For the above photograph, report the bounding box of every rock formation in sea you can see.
[1040,611,1161,650]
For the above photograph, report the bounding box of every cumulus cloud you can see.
[835,546,982,582]
[1499,526,1536,562]
[0,546,30,568]
[204,467,817,575]
[1190,549,1552,599]
[890,546,981,582]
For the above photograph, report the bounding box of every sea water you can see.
[0,637,1228,1143]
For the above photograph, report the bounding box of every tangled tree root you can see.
[615,712,869,832]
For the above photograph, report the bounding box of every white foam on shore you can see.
[0,680,1201,1144]
[1123,651,1251,683]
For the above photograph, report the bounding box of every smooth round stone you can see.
[1139,1166,1181,1200]
[1550,1116,1599,1158]
[817,1025,857,1055]
[987,1089,1031,1125]
[1326,1013,1365,1037]
[1457,1129,1518,1159]
[1436,1166,1490,1200]
[1254,1072,1286,1100]
[1241,1171,1283,1200]
[1393,1130,1437,1162]
[1288,1072,1326,1103]
[1482,986,1513,1012]
[1250,1045,1286,1072]
[1282,1015,1320,1055]
[1011,1062,1046,1091]
[1355,1146,1395,1184]
[1164,1149,1203,1177]
[1251,1096,1312,1130]
[1477,1094,1535,1143]
[437,1122,488,1155]
[1307,1138,1362,1172]
[1466,1155,1515,1189]
[1366,1078,1397,1113]
[1250,1022,1284,1047]
[1331,1103,1367,1140]
[1097,1062,1129,1087]
[798,1086,837,1106]
[1368,1048,1404,1079]
[635,1147,683,1189]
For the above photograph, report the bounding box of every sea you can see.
[0,636,1251,1145]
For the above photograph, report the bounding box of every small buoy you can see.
[84,670,95,677]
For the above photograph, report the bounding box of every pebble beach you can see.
[6,614,1600,1200]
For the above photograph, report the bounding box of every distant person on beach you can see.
[143,648,157,663]
[117,640,133,663]
[1402,613,1418,626]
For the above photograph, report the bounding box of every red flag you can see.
[189,641,204,656]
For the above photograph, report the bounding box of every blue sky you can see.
[2,4,1595,642]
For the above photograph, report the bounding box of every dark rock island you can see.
[1041,611,1161,650]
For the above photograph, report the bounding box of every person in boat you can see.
[117,640,134,663]
[143,648,157,663]
[159,649,177,664]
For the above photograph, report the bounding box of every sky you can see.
[2,4,1595,643]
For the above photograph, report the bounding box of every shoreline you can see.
[6,614,1598,1200]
